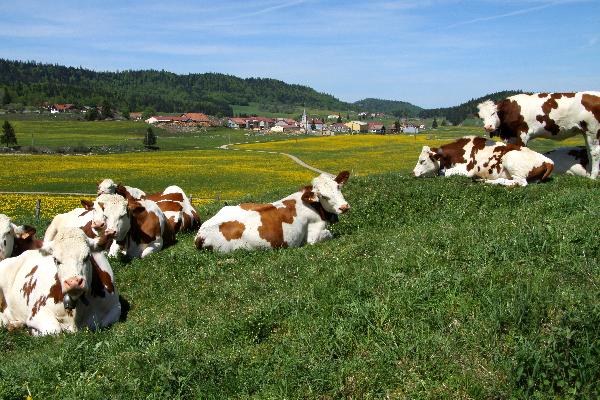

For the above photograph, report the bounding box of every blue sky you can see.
[0,0,598,107]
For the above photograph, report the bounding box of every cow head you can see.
[40,228,95,299]
[477,100,500,134]
[91,194,130,241]
[97,178,117,196]
[302,171,351,214]
[413,146,443,177]
[12,225,42,257]
[0,214,15,260]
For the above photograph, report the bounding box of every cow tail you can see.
[541,162,554,182]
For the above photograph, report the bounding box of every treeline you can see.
[419,90,524,125]
[0,59,351,117]
[353,98,422,117]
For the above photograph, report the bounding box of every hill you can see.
[0,59,352,117]
[353,98,423,117]
[1,173,599,398]
[419,90,524,125]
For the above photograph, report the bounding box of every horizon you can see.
[1,0,598,108]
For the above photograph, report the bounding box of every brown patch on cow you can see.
[581,94,600,125]
[536,97,560,135]
[128,200,161,245]
[145,192,184,202]
[435,138,470,169]
[240,200,298,248]
[81,220,97,239]
[79,209,90,217]
[466,137,488,171]
[90,256,114,297]
[563,93,575,98]
[496,99,529,142]
[195,235,206,250]
[527,162,554,182]
[31,273,63,318]
[219,221,246,241]
[81,200,94,211]
[538,93,548,98]
[182,213,192,230]
[580,120,589,132]
[155,200,183,213]
[165,216,181,234]
[300,185,318,203]
[21,265,38,305]
[0,295,6,313]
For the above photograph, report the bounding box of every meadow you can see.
[0,120,598,398]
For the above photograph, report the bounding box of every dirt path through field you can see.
[218,143,329,175]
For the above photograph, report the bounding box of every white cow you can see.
[97,178,146,200]
[0,228,120,336]
[195,171,350,253]
[477,92,600,178]
[413,136,554,187]
[144,185,201,233]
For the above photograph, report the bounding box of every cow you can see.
[0,215,43,261]
[412,136,554,187]
[97,178,146,200]
[195,171,351,253]
[476,92,600,178]
[0,227,120,336]
[544,146,593,177]
[143,186,201,233]
[45,194,174,259]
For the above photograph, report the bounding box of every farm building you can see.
[345,121,368,133]
[368,123,386,134]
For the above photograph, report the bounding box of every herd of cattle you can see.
[0,91,598,336]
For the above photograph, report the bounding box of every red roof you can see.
[53,103,76,111]
[152,116,187,122]
[229,118,248,124]
[368,123,384,129]
[183,113,210,122]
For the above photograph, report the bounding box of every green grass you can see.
[1,173,599,398]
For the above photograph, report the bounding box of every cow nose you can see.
[339,204,350,213]
[64,276,85,292]
[105,229,116,237]
[92,221,105,229]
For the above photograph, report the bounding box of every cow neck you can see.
[297,189,338,223]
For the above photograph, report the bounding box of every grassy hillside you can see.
[353,98,423,117]
[1,173,599,398]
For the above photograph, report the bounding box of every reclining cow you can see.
[543,146,595,177]
[477,92,600,178]
[97,178,146,200]
[195,171,351,253]
[0,215,43,261]
[0,227,120,336]
[45,194,174,259]
[131,185,200,233]
[412,136,554,186]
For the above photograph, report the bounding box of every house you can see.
[270,124,301,134]
[329,123,351,133]
[345,121,368,133]
[368,123,386,134]
[182,112,211,126]
[403,125,420,134]
[275,118,298,127]
[327,114,340,120]
[51,103,77,113]
[310,119,325,131]
[129,112,142,120]
[145,116,188,124]
[245,117,275,130]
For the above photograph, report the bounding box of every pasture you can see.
[0,124,598,398]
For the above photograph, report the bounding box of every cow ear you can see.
[81,199,94,210]
[116,184,130,199]
[39,241,54,256]
[301,186,318,203]
[334,170,350,186]
[14,225,36,239]
[429,148,443,161]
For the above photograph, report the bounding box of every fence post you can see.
[35,199,41,222]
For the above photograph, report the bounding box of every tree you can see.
[1,87,11,105]
[336,115,342,123]
[310,120,316,130]
[142,107,156,120]
[394,119,401,133]
[144,127,157,147]
[432,117,438,129]
[121,107,130,120]
[441,119,448,126]
[1,120,17,146]
[101,100,113,118]
[86,107,99,121]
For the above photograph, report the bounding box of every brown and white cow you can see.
[138,186,200,233]
[0,227,120,336]
[195,171,351,253]
[413,136,554,187]
[0,215,43,261]
[544,146,595,177]
[97,178,146,200]
[477,92,600,178]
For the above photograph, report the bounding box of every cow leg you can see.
[108,241,125,258]
[28,315,62,336]
[584,134,600,179]
[140,237,163,258]
[307,222,330,244]
[483,177,527,187]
